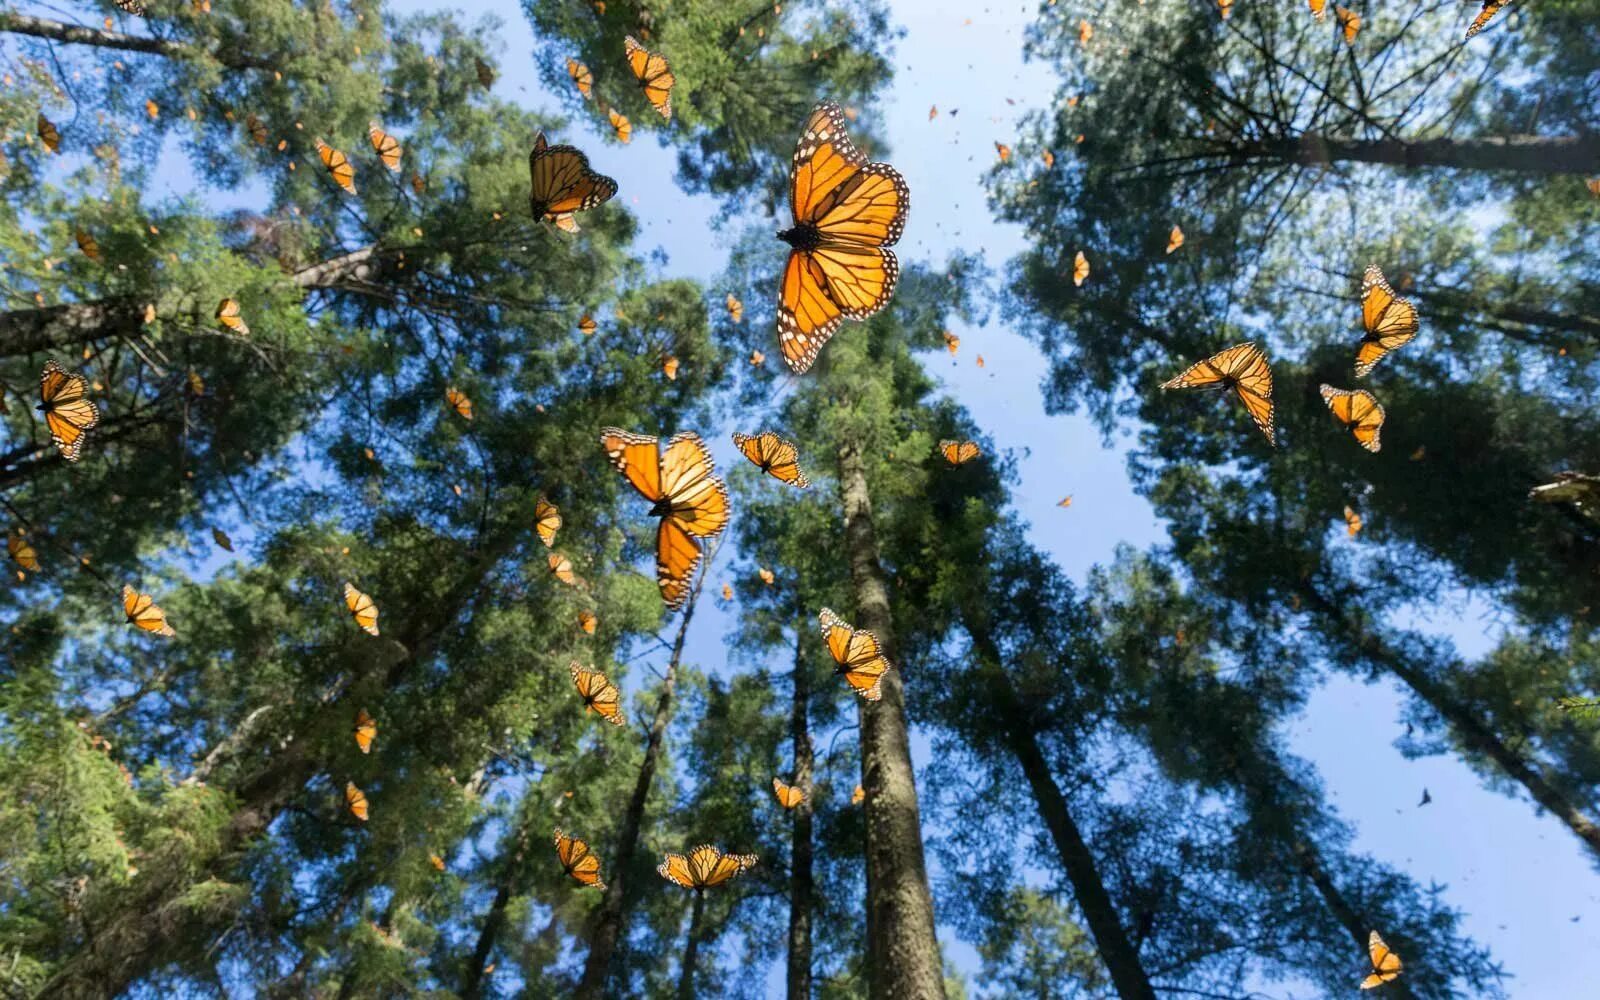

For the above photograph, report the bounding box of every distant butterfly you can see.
[995,141,1011,162]
[315,139,357,194]
[976,354,985,368]
[1166,225,1184,254]
[1320,385,1385,453]
[721,583,733,600]
[726,293,744,323]
[567,58,594,99]
[758,567,775,586]
[623,35,674,120]
[475,57,495,89]
[1072,250,1089,287]
[1058,496,1073,508]
[1158,342,1276,446]
[528,133,617,232]
[749,349,765,366]
[446,387,473,420]
[944,330,960,355]
[430,853,447,871]
[1308,0,1327,18]
[570,661,625,725]
[534,496,562,548]
[772,777,805,809]
[819,607,892,701]
[8,533,40,571]
[368,122,401,172]
[38,360,100,461]
[353,708,377,754]
[1464,0,1509,38]
[928,105,938,120]
[549,552,577,585]
[212,527,234,552]
[939,440,980,465]
[346,781,369,822]
[122,584,175,637]
[578,313,598,336]
[1588,178,1600,198]
[344,582,380,636]
[1355,265,1419,377]
[1360,930,1402,990]
[246,113,268,145]
[410,171,425,195]
[578,610,597,634]
[1078,20,1093,45]
[215,297,251,336]
[609,108,632,144]
[1335,5,1360,42]
[658,844,757,890]
[554,828,607,889]
[75,229,101,261]
[732,431,811,488]
[1218,0,1232,18]
[776,102,909,374]
[851,784,865,805]
[145,99,160,119]
[37,113,60,153]
[600,429,730,610]
[1343,505,1363,537]
[661,356,679,380]
[1041,149,1055,168]
[114,0,147,14]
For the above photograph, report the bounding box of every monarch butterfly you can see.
[1058,495,1073,508]
[1344,505,1363,538]
[819,607,892,701]
[1166,225,1184,254]
[758,567,775,586]
[939,440,980,466]
[215,297,251,336]
[1218,0,1232,18]
[445,387,473,420]
[37,113,60,153]
[1158,342,1276,446]
[1072,250,1089,287]
[732,431,811,488]
[38,360,100,461]
[749,349,765,366]
[578,610,597,634]
[726,293,743,323]
[315,139,357,194]
[623,35,674,120]
[773,777,804,809]
[600,429,730,610]
[343,583,380,636]
[1335,5,1360,43]
[145,99,160,119]
[354,708,377,754]
[113,0,147,14]
[657,844,758,890]
[246,113,268,145]
[578,314,597,336]
[212,527,233,552]
[944,330,960,355]
[122,585,176,637]
[534,496,562,548]
[1355,265,1419,377]
[721,582,734,600]
[776,102,909,374]
[528,133,617,232]
[410,171,425,195]
[1078,19,1093,44]
[566,58,594,100]
[549,552,576,585]
[995,141,1011,163]
[1360,930,1402,989]
[74,228,101,261]
[976,354,986,368]
[1464,0,1509,38]
[570,661,625,725]
[554,828,607,889]
[8,533,40,571]
[430,853,447,871]
[1308,0,1327,18]
[661,356,679,380]
[368,122,401,172]
[1319,385,1385,453]
[474,57,495,89]
[345,781,369,822]
[851,784,865,805]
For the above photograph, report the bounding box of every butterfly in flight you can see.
[534,496,562,548]
[212,527,233,551]
[75,230,101,261]
[216,297,251,336]
[474,57,495,89]
[548,552,577,585]
[772,777,804,809]
[1335,5,1360,42]
[1166,225,1185,254]
[38,360,100,461]
[1308,0,1327,18]
[609,108,632,144]
[123,585,175,637]
[567,58,593,99]
[37,113,60,153]
[315,139,357,194]
[577,610,597,634]
[368,122,401,172]
[1344,505,1363,537]
[726,293,743,324]
[1355,265,1419,377]
[430,853,447,871]
[776,102,909,373]
[1158,342,1276,446]
[819,607,892,701]
[600,429,730,610]
[569,661,625,725]
[344,582,380,636]
[1360,930,1402,989]
[658,844,758,890]
[732,431,810,488]
[1072,250,1090,287]
[851,784,865,805]
[8,532,39,572]
[345,781,369,822]
[554,828,607,889]
[445,387,473,420]
[245,113,268,145]
[1464,0,1510,38]
[353,708,377,754]
[1320,385,1386,453]
[623,35,674,120]
[528,133,616,233]
[939,440,980,466]
[944,330,960,355]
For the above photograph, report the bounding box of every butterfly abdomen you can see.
[778,223,823,252]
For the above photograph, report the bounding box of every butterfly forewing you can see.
[1159,342,1275,446]
[1355,265,1419,377]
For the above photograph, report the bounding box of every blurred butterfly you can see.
[570,661,624,725]
[38,360,100,461]
[1588,178,1600,198]
[944,330,960,355]
[555,828,607,889]
[211,527,234,552]
[474,57,495,89]
[1218,0,1232,18]
[346,781,369,822]
[758,567,775,585]
[657,844,757,890]
[1464,0,1509,38]
[528,133,617,232]
[37,113,60,153]
[662,356,679,380]
[726,293,743,323]
[1360,931,1401,989]
[1335,5,1360,42]
[1320,385,1385,453]
[578,610,597,634]
[1159,342,1276,446]
[354,708,377,754]
[623,35,674,120]
[995,141,1011,162]
[446,387,473,420]
[122,584,175,636]
[410,171,425,195]
[772,777,804,809]
[939,440,980,465]
[819,607,891,701]
[344,582,380,636]
[721,582,734,600]
[1072,250,1089,287]
[215,297,251,336]
[1058,496,1073,508]
[578,313,598,336]
[1355,265,1419,377]
[567,58,594,100]
[75,229,101,261]
[600,429,730,610]
[534,496,562,548]
[246,113,268,145]
[608,107,632,144]
[315,139,357,194]
[114,0,147,14]
[1343,505,1363,537]
[549,552,577,585]
[1079,20,1093,44]
[368,122,401,172]
[851,784,865,805]
[1166,225,1184,254]
[145,99,159,119]
[1041,149,1055,168]
[1308,0,1327,18]
[777,102,909,373]
[8,533,40,572]
[749,349,765,365]
[976,354,985,368]
[430,853,447,871]
[732,431,810,487]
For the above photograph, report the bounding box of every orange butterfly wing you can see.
[819,607,889,701]
[354,708,377,754]
[773,778,804,809]
[122,584,176,636]
[1355,265,1419,377]
[555,828,607,889]
[315,139,357,194]
[624,35,674,120]
[528,133,617,221]
[39,360,99,462]
[569,661,625,725]
[732,431,810,487]
[534,496,562,548]
[1159,342,1275,446]
[1319,385,1385,452]
[344,582,380,636]
[368,122,402,172]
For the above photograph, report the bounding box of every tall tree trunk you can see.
[787,613,815,1000]
[1408,287,1600,345]
[836,444,945,1000]
[0,12,271,69]
[575,584,703,999]
[964,623,1157,1000]
[675,890,708,1000]
[461,818,534,1000]
[1234,132,1600,175]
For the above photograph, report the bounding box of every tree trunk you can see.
[0,12,271,69]
[575,585,703,999]
[675,890,708,1000]
[461,818,533,1000]
[1234,132,1600,175]
[836,444,945,1000]
[787,613,815,1000]
[1407,287,1600,346]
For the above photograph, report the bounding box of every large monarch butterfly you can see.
[1158,342,1276,446]
[819,607,892,701]
[315,139,357,194]
[938,440,980,466]
[1072,250,1090,287]
[1335,5,1360,42]
[215,297,251,336]
[772,777,804,809]
[344,582,380,636]
[534,496,562,548]
[600,429,730,610]
[37,113,60,153]
[8,532,39,572]
[732,431,810,488]
[1166,225,1184,254]
[122,585,175,636]
[38,360,100,461]
[1464,0,1509,38]
[1360,930,1402,989]
[566,58,593,100]
[353,708,377,754]
[548,552,576,585]
[657,844,758,890]
[368,122,401,172]
[608,108,632,144]
[76,230,102,261]
[623,35,674,120]
[446,387,473,420]
[776,102,909,374]
[528,133,617,233]
[569,661,625,725]
[346,781,370,822]
[1320,385,1386,453]
[554,828,607,889]
[1344,505,1363,538]
[1355,265,1419,377]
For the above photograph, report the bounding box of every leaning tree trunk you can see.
[0,12,270,69]
[1233,132,1600,175]
[787,612,815,1000]
[675,890,709,1000]
[836,444,946,1000]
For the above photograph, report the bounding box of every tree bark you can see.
[1234,132,1600,175]
[836,444,945,1000]
[0,12,271,70]
[675,890,708,1000]
[461,819,533,1000]
[1407,287,1600,345]
[574,585,703,999]
[787,613,815,1000]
